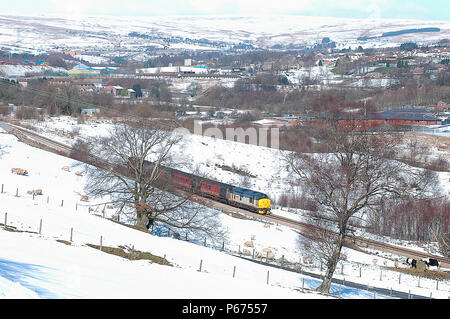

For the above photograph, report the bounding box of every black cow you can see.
[422,258,440,270]
[406,258,417,268]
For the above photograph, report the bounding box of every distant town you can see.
[1,37,449,137]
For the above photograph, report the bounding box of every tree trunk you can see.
[316,232,345,294]
[136,210,147,229]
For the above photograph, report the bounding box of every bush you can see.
[15,106,38,119]
[0,105,10,116]
[69,139,91,162]
[276,192,318,211]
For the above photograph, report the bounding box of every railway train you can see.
[138,159,271,215]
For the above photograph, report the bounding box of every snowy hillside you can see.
[0,14,449,55]
[1,118,449,299]
[27,116,450,201]
[0,130,321,299]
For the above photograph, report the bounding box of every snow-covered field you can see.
[0,14,449,54]
[1,117,449,299]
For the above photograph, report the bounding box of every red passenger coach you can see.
[200,182,221,197]
[173,173,192,187]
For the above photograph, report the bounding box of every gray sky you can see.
[1,0,449,20]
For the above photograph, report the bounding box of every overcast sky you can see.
[1,0,449,21]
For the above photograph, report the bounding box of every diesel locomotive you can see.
[139,159,271,215]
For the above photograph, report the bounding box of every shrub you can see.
[15,106,38,120]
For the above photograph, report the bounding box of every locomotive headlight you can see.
[258,198,271,215]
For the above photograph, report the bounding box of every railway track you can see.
[3,120,449,269]
[3,121,73,155]
[269,213,450,268]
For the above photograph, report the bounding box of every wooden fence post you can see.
[100,236,103,251]
[4,212,7,227]
[198,259,203,272]
[266,270,269,285]
[1,184,3,193]
[39,219,42,234]
[15,188,18,197]
[233,266,236,278]
[61,200,64,207]
[70,227,73,242]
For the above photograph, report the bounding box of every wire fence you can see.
[1,182,448,299]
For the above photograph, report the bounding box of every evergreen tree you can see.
[132,83,143,98]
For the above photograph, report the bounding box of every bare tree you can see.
[284,122,438,293]
[79,122,227,241]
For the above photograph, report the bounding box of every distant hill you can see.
[358,27,440,41]
[0,14,448,53]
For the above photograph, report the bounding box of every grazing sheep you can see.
[244,241,254,247]
[27,189,42,196]
[11,168,28,176]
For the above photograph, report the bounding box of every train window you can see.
[201,182,220,194]
[174,174,191,186]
